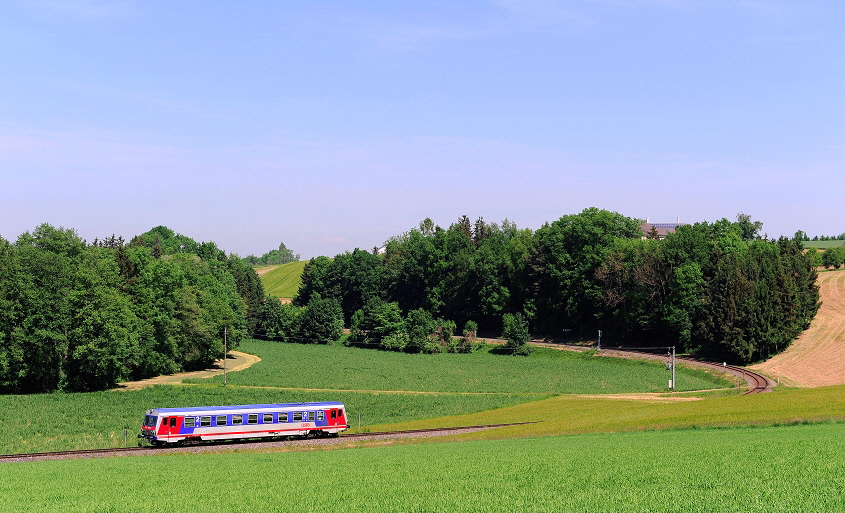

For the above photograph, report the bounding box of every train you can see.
[139,402,348,446]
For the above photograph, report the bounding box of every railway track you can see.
[595,347,775,394]
[0,422,533,463]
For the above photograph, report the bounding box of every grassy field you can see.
[187,339,732,394]
[803,240,845,249]
[0,386,532,455]
[258,261,307,298]
[374,383,845,438]
[6,422,845,512]
[0,339,732,454]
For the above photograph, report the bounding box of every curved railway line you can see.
[596,347,775,394]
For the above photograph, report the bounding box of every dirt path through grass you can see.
[751,270,845,387]
[114,351,261,390]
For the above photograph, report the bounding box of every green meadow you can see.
[802,240,845,249]
[189,339,730,394]
[6,422,845,512]
[1,339,731,454]
[258,261,307,298]
[0,386,531,455]
[8,338,845,513]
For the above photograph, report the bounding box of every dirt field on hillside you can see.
[750,271,845,387]
[254,265,279,276]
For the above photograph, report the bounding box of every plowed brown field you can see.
[750,270,845,387]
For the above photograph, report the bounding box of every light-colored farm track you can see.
[751,270,845,387]
[114,351,261,390]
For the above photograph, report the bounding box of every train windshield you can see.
[143,415,158,427]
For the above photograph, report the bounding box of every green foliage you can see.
[503,312,531,355]
[0,224,254,393]
[293,210,819,364]
[257,298,301,342]
[806,247,822,267]
[822,246,845,269]
[243,241,300,265]
[532,207,643,333]
[299,294,344,343]
[596,223,819,363]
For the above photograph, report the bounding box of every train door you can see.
[158,416,179,440]
[159,416,170,438]
[328,408,346,428]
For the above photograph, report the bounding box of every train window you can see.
[232,415,243,425]
[292,412,302,422]
[317,411,324,421]
[200,416,211,427]
[216,415,227,426]
[184,417,196,428]
[248,414,258,425]
[170,417,176,428]
[278,412,288,423]
[263,413,273,423]
[331,410,337,419]
[307,412,315,422]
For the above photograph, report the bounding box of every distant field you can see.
[187,339,731,394]
[8,423,845,512]
[803,240,845,249]
[257,260,307,298]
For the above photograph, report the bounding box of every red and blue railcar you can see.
[139,402,348,446]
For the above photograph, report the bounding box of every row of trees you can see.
[242,241,300,266]
[293,209,819,363]
[0,224,264,393]
[794,231,845,241]
[805,246,845,270]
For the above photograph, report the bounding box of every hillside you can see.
[750,270,845,386]
[257,260,306,299]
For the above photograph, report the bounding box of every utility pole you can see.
[669,346,676,391]
[223,326,227,386]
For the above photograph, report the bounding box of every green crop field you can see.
[0,339,732,454]
[258,261,307,298]
[6,422,845,512]
[0,386,531,455]
[803,240,845,249]
[187,339,731,394]
[376,383,845,438]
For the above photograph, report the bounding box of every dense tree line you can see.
[283,209,818,364]
[242,241,300,265]
[0,224,264,393]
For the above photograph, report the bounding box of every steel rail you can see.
[595,347,775,394]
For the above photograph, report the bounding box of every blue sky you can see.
[1,1,843,258]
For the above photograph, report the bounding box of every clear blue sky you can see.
[1,1,843,258]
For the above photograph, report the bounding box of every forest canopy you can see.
[0,224,264,393]
[286,209,819,364]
